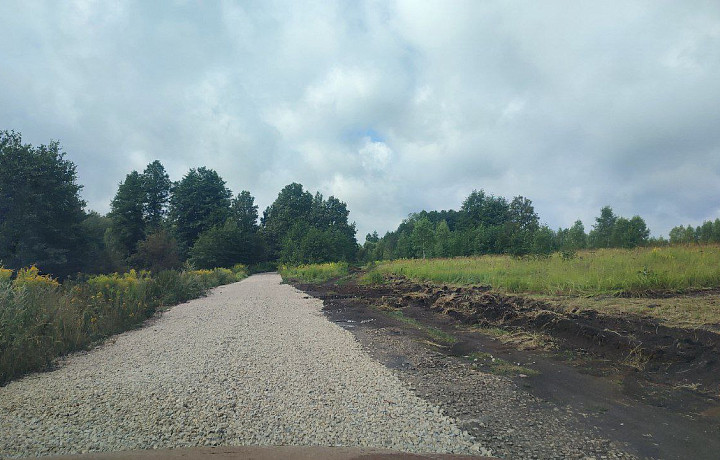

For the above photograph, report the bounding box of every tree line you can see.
[359,191,654,261]
[668,220,720,245]
[2,130,717,277]
[0,131,357,277]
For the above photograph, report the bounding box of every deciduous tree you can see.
[0,131,86,276]
[566,220,588,249]
[169,167,232,255]
[411,217,435,259]
[109,171,146,257]
[232,190,259,234]
[142,160,171,231]
[589,206,617,248]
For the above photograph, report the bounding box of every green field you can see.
[369,246,720,296]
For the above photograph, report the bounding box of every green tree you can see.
[459,189,510,229]
[683,225,698,244]
[627,216,650,248]
[361,231,380,262]
[263,184,357,263]
[109,171,146,257]
[434,220,452,258]
[261,183,313,259]
[142,160,171,231]
[505,196,540,256]
[697,220,714,244]
[0,131,86,276]
[588,206,617,248]
[411,217,435,258]
[232,190,259,234]
[508,196,539,232]
[611,217,633,248]
[532,225,556,256]
[169,167,232,256]
[80,212,117,274]
[566,220,587,249]
[132,229,181,272]
[669,225,684,244]
[395,232,413,259]
[190,221,262,269]
[713,219,720,243]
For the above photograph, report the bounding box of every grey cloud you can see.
[1,1,719,239]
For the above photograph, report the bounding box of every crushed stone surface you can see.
[0,274,488,457]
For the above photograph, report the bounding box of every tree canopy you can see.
[109,171,147,257]
[142,160,171,231]
[169,167,232,255]
[0,131,86,277]
[262,184,358,264]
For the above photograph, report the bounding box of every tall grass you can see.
[279,262,349,283]
[370,246,720,296]
[0,265,247,385]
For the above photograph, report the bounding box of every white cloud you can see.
[358,138,392,172]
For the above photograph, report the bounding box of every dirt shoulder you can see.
[291,276,720,460]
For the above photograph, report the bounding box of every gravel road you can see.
[0,274,488,458]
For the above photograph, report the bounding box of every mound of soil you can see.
[298,275,720,399]
[396,279,720,395]
[294,275,720,459]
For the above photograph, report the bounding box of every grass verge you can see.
[0,265,247,385]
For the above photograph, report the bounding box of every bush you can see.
[131,230,181,273]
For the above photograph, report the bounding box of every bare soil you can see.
[291,275,720,460]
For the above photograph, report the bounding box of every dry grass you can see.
[542,294,720,332]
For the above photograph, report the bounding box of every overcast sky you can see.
[2,1,719,240]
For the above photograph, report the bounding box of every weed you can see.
[500,331,556,351]
[623,344,650,371]
[359,270,385,285]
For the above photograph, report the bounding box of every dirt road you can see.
[0,274,487,458]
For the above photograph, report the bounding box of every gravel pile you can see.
[0,274,489,458]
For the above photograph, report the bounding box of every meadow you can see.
[367,246,720,296]
[0,265,247,385]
